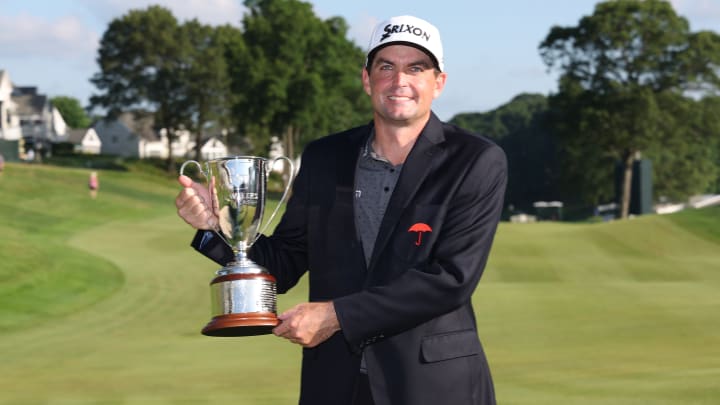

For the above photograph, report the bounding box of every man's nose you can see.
[392,71,409,86]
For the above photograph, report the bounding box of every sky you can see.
[1,0,719,121]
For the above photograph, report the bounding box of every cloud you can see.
[0,13,99,58]
[669,0,720,27]
[79,0,246,26]
[162,0,245,26]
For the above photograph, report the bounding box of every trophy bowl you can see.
[181,155,293,337]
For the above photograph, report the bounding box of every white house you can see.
[12,86,67,143]
[93,112,200,159]
[0,70,22,141]
[1,69,69,161]
[199,136,228,160]
[3,69,229,161]
[67,128,101,155]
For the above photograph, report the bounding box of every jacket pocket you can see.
[420,329,481,363]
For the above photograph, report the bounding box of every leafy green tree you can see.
[90,5,190,171]
[451,94,559,211]
[214,24,249,152]
[182,21,234,161]
[647,94,720,199]
[51,96,91,129]
[233,0,371,158]
[540,0,720,217]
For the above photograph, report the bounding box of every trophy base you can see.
[201,313,279,337]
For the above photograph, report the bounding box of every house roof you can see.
[67,128,91,143]
[13,86,39,96]
[202,135,227,146]
[11,90,47,116]
[117,112,160,141]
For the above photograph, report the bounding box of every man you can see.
[176,15,506,405]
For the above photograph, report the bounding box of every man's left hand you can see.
[273,302,340,348]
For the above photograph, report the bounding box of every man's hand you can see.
[175,175,218,230]
[273,302,341,348]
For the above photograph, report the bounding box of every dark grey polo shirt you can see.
[354,131,404,374]
[354,132,404,265]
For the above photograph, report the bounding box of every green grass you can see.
[0,163,718,404]
[480,206,720,404]
[0,163,172,333]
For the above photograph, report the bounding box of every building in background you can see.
[67,128,102,155]
[0,70,23,160]
[199,136,228,160]
[13,86,67,143]
[2,68,228,161]
[0,70,68,160]
[93,112,227,160]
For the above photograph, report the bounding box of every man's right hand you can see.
[175,175,218,230]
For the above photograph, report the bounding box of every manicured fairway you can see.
[1,163,718,404]
[479,214,720,404]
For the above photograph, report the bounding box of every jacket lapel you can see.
[334,127,368,199]
[368,114,446,272]
[335,125,371,267]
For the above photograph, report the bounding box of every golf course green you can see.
[1,162,718,404]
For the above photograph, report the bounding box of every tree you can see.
[182,21,234,161]
[540,0,720,217]
[450,94,559,211]
[51,96,91,129]
[647,94,720,199]
[90,5,191,171]
[233,0,371,158]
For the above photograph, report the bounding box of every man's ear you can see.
[433,72,448,99]
[362,67,372,96]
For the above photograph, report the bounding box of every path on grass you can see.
[0,214,301,404]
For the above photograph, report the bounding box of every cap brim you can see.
[366,41,442,72]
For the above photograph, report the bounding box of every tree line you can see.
[89,0,372,171]
[454,0,720,218]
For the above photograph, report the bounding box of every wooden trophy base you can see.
[201,313,279,337]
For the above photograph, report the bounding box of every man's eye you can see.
[380,65,393,70]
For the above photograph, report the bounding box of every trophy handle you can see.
[256,156,295,239]
[179,160,209,179]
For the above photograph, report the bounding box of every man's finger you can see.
[178,175,194,188]
[175,187,195,208]
[273,323,289,337]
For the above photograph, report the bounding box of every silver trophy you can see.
[180,156,294,337]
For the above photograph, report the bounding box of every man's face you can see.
[362,45,447,126]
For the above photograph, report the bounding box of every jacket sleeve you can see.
[190,230,234,266]
[333,144,507,347]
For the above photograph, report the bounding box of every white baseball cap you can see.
[366,15,444,72]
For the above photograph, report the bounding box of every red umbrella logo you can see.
[408,223,432,246]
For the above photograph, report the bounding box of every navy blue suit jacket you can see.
[193,113,506,405]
